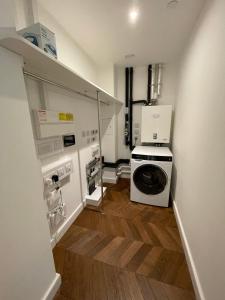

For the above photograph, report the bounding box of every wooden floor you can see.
[53,179,195,300]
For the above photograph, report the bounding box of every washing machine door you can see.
[133,164,167,195]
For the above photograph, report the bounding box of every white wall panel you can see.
[26,77,99,226]
[0,47,57,300]
[172,1,225,299]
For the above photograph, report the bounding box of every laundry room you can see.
[1,1,225,300]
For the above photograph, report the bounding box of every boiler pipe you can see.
[147,65,152,104]
[151,64,156,101]
[125,68,129,145]
[129,67,134,150]
[157,64,163,96]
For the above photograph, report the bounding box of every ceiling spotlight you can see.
[167,0,179,8]
[129,7,139,24]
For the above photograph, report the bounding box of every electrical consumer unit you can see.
[18,22,57,59]
[141,105,172,144]
[33,109,75,139]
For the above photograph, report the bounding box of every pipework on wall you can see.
[124,64,163,150]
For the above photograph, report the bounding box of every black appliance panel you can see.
[63,135,75,147]
[132,154,172,162]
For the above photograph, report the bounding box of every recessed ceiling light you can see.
[129,7,139,24]
[167,0,179,8]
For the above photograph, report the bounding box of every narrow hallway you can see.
[54,179,194,300]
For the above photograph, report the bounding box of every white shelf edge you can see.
[0,28,123,105]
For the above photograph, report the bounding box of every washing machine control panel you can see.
[132,154,172,162]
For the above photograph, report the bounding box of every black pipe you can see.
[103,158,130,168]
[147,64,152,104]
[125,65,151,151]
[125,68,129,107]
[129,67,133,151]
[125,68,129,145]
[132,100,148,105]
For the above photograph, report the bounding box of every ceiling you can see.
[38,0,205,66]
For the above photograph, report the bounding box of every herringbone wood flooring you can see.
[54,179,195,300]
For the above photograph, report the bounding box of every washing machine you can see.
[130,146,173,207]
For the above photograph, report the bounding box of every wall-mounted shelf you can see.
[0,29,122,105]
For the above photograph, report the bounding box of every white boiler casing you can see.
[141,105,172,144]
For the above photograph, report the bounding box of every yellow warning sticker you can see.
[66,113,74,121]
[59,113,66,120]
[58,113,74,121]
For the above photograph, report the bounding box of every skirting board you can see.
[42,273,61,300]
[173,201,205,300]
[51,202,84,248]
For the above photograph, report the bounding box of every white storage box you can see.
[18,22,57,59]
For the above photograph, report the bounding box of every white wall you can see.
[13,0,116,166]
[35,4,117,95]
[43,84,99,201]
[115,63,178,159]
[37,4,98,84]
[172,0,225,299]
[14,0,116,94]
[26,77,99,231]
[0,0,15,27]
[14,0,39,29]
[96,63,115,96]
[14,0,98,83]
[101,102,118,163]
[0,47,57,300]
[97,64,118,163]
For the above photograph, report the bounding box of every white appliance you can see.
[130,146,172,207]
[141,105,172,143]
